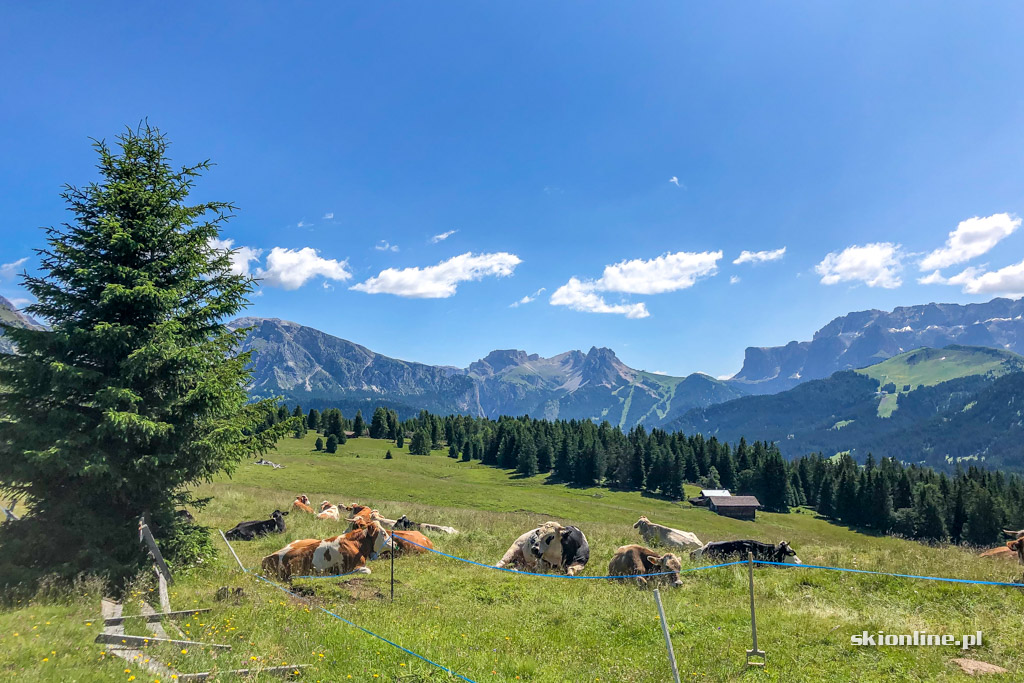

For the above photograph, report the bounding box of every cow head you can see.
[319,501,333,512]
[297,495,310,505]
[393,515,412,530]
[1010,538,1024,566]
[529,522,565,561]
[647,552,684,586]
[777,541,802,564]
[271,509,288,530]
[633,516,650,530]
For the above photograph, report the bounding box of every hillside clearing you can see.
[3,433,1024,681]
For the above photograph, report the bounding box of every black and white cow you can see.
[533,525,591,576]
[691,540,802,565]
[225,509,288,541]
[392,514,458,535]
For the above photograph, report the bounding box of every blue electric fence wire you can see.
[754,560,1024,587]
[390,532,744,578]
[219,531,478,683]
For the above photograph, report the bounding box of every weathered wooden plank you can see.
[94,632,231,650]
[177,664,309,681]
[139,521,174,585]
[93,608,212,626]
[139,601,168,640]
[99,599,182,679]
[155,565,172,612]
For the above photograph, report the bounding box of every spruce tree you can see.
[913,484,948,542]
[315,437,324,451]
[516,437,539,477]
[352,410,365,438]
[326,434,339,453]
[0,125,285,586]
[964,487,1002,546]
[396,431,404,449]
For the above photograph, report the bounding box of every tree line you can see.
[278,403,1024,547]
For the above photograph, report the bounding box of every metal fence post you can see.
[653,589,681,683]
[746,551,766,667]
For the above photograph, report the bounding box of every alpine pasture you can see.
[3,432,1024,681]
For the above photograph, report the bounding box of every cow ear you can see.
[281,510,289,516]
[646,555,660,565]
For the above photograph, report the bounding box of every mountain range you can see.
[0,295,45,354]
[671,345,1024,472]
[730,297,1024,394]
[6,294,1024,468]
[228,316,745,427]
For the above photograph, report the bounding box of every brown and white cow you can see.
[495,522,564,571]
[260,521,390,581]
[344,504,376,532]
[533,525,590,575]
[293,495,314,514]
[633,516,702,550]
[316,501,341,520]
[608,544,684,587]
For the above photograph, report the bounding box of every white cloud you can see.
[510,287,546,308]
[0,257,29,279]
[549,250,721,319]
[595,251,722,295]
[430,229,458,243]
[549,278,650,319]
[733,247,786,265]
[8,297,31,309]
[651,370,668,375]
[919,213,1020,271]
[209,238,263,277]
[297,221,310,228]
[323,212,334,220]
[351,252,521,299]
[669,176,683,188]
[922,261,1024,297]
[375,240,399,252]
[256,247,352,290]
[815,242,904,289]
[730,275,741,285]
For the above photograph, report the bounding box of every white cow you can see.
[633,516,702,550]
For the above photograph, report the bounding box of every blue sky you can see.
[3,3,1024,378]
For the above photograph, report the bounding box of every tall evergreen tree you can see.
[0,125,286,586]
[516,436,539,477]
[914,484,949,542]
[758,450,791,513]
[369,407,389,439]
[306,408,320,432]
[352,410,365,438]
[964,487,1003,546]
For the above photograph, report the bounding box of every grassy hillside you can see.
[858,346,1022,417]
[3,433,1024,681]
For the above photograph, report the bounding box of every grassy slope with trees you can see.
[3,433,1024,682]
[670,346,1024,472]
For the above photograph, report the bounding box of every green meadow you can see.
[3,432,1024,682]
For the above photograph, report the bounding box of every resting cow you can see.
[387,529,435,554]
[261,521,390,581]
[533,524,590,575]
[691,540,802,565]
[609,544,684,587]
[633,516,701,550]
[225,510,288,541]
[495,522,564,572]
[293,495,314,514]
[344,504,376,532]
[392,514,459,535]
[317,501,341,520]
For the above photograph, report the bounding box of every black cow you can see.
[691,540,802,565]
[225,510,288,541]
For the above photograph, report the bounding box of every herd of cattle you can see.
[223,498,805,586]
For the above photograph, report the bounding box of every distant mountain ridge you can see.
[228,317,745,427]
[673,345,1024,472]
[0,295,46,354]
[730,298,1024,394]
